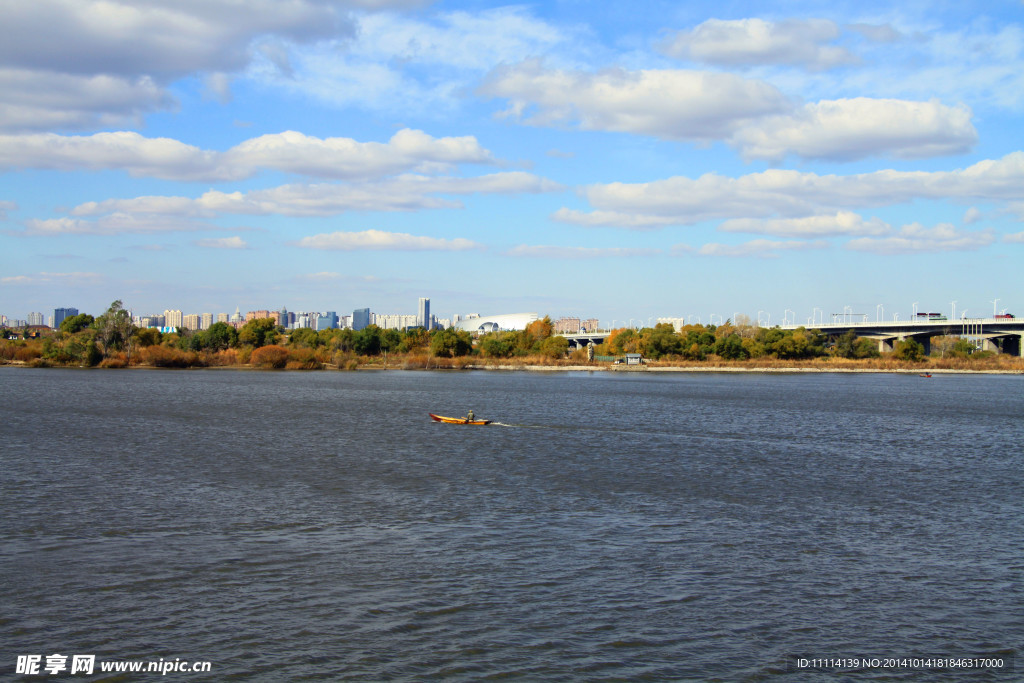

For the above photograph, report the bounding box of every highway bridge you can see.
[779,317,1024,356]
[559,317,1024,356]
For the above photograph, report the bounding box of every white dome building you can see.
[453,312,539,333]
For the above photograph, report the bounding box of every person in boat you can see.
[466,409,475,422]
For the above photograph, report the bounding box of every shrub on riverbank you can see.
[250,345,289,369]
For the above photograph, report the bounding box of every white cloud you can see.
[718,212,891,237]
[674,239,828,258]
[0,129,497,181]
[42,171,560,234]
[196,236,248,249]
[0,0,358,78]
[551,208,684,230]
[731,98,977,161]
[480,61,974,161]
[0,199,16,219]
[558,153,1024,229]
[0,0,423,131]
[479,60,790,141]
[846,223,996,254]
[0,271,103,285]
[0,69,174,132]
[661,18,857,70]
[24,213,220,236]
[295,229,482,251]
[190,172,560,217]
[1004,231,1024,244]
[963,207,983,224]
[506,245,661,258]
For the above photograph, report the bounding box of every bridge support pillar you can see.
[982,338,999,353]
[878,338,894,353]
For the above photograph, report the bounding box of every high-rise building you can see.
[217,312,229,324]
[27,312,45,326]
[374,313,417,330]
[352,308,370,331]
[183,314,201,330]
[164,309,183,328]
[200,313,213,330]
[315,311,338,331]
[418,297,430,330]
[553,317,581,334]
[54,307,78,329]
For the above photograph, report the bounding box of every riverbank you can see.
[4,358,1022,374]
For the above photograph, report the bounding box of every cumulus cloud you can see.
[557,153,1024,229]
[0,199,16,219]
[674,239,828,258]
[506,245,662,258]
[0,129,497,181]
[0,69,175,132]
[718,211,891,237]
[0,0,355,78]
[731,98,977,161]
[846,223,996,253]
[45,172,560,234]
[479,60,791,141]
[660,18,857,70]
[0,0,424,131]
[186,172,559,217]
[196,236,248,249]
[295,229,482,251]
[1004,231,1024,244]
[480,61,975,161]
[24,213,221,236]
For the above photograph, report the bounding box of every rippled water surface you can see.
[3,368,1022,680]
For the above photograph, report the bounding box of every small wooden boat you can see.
[919,373,932,378]
[429,413,491,425]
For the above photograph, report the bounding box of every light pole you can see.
[912,302,918,321]
[951,301,957,320]
[876,304,884,323]
[784,309,794,325]
[991,298,999,318]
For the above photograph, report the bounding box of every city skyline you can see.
[6,294,1019,333]
[2,1,1023,323]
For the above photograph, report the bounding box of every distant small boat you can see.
[429,413,491,425]
[919,373,932,378]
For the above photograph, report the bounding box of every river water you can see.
[2,368,1022,681]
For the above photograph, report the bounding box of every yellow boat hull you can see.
[429,413,491,425]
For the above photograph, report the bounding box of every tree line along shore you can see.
[3,300,1022,372]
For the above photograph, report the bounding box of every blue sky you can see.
[2,0,1023,327]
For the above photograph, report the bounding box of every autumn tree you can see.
[239,318,279,348]
[94,300,136,360]
[430,328,474,357]
[59,313,94,334]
